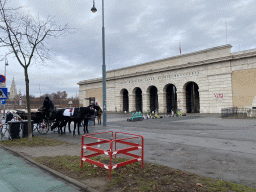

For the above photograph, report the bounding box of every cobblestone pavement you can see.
[34,113,256,188]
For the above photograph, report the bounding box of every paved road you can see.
[36,113,256,188]
[0,147,83,192]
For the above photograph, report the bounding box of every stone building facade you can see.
[78,44,256,113]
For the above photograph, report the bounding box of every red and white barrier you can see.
[81,131,144,180]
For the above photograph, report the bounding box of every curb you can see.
[0,144,99,192]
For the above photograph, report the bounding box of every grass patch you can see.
[209,179,256,192]
[0,136,71,147]
[32,155,256,192]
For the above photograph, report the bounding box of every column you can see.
[177,91,186,114]
[129,93,136,112]
[158,92,166,114]
[117,95,123,112]
[142,93,150,113]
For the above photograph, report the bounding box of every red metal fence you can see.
[81,131,144,180]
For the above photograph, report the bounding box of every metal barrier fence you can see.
[81,131,144,180]
[221,107,249,118]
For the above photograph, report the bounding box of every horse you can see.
[51,107,95,135]
[71,107,95,135]
[50,108,68,134]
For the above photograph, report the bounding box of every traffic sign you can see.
[0,75,6,83]
[0,88,8,99]
[1,99,6,105]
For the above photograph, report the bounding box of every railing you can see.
[221,107,249,118]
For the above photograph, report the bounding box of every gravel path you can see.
[8,143,83,158]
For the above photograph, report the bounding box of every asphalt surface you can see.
[36,113,256,188]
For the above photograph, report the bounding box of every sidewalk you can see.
[0,145,98,192]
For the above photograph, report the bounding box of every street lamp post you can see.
[91,0,107,126]
[3,59,8,117]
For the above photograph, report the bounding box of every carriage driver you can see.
[42,96,55,118]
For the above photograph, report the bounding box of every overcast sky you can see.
[0,0,256,98]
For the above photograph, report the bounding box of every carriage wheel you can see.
[37,121,49,135]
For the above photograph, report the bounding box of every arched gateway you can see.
[185,82,200,113]
[79,45,255,114]
[133,87,142,112]
[121,89,129,112]
[148,86,158,112]
[165,84,177,113]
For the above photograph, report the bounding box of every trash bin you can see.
[7,121,21,140]
[21,120,34,138]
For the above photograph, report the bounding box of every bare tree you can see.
[0,0,70,141]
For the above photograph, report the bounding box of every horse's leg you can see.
[68,118,71,133]
[73,119,76,135]
[78,119,81,135]
[57,122,60,134]
[84,118,88,133]
[62,119,67,134]
[62,120,66,134]
[86,119,89,133]
[59,122,63,134]
[60,120,66,133]
[83,118,86,133]
[58,122,61,134]
[61,121,65,134]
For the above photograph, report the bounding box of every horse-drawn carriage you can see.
[16,105,99,135]
[16,110,55,134]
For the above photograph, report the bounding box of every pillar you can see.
[142,93,150,113]
[158,92,166,114]
[118,95,123,112]
[177,91,186,114]
[129,93,136,112]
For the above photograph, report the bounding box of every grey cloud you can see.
[2,0,256,97]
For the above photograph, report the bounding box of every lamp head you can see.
[91,0,97,13]
[91,6,97,13]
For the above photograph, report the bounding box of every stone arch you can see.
[147,85,158,112]
[120,88,129,112]
[163,84,177,113]
[184,81,200,113]
[132,87,143,112]
[179,75,202,89]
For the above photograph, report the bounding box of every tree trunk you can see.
[24,67,32,142]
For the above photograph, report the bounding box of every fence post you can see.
[109,140,113,181]
[81,135,84,168]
